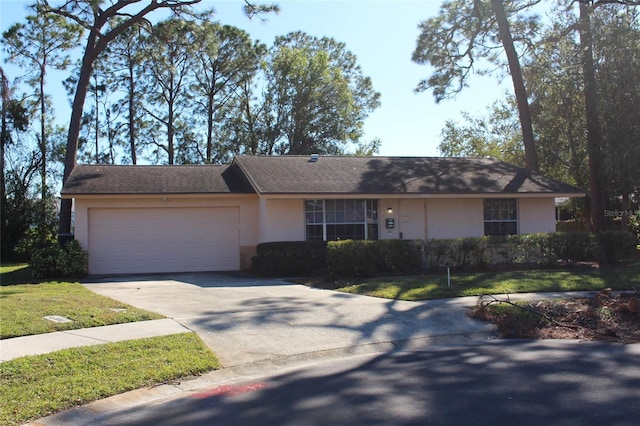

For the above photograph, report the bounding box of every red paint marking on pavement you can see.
[192,383,267,399]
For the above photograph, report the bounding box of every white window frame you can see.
[304,199,378,241]
[483,198,519,236]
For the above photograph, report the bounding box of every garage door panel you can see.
[88,207,240,274]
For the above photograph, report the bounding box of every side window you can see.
[483,199,518,236]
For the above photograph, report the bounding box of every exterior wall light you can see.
[387,207,393,214]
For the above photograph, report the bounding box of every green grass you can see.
[319,262,640,301]
[0,333,221,426]
[0,266,221,424]
[0,280,164,339]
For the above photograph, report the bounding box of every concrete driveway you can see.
[83,273,495,370]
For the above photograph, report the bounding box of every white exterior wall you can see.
[259,198,305,242]
[518,197,556,234]
[73,195,259,269]
[425,198,484,239]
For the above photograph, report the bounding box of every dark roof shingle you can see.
[61,164,254,195]
[62,156,585,196]
[233,155,585,195]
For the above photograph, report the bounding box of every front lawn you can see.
[0,278,163,339]
[311,262,640,301]
[0,333,220,426]
[0,263,222,425]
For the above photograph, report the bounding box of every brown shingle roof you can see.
[61,164,254,195]
[232,155,585,195]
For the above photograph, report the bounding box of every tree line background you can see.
[1,0,638,262]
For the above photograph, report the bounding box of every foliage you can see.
[0,333,219,426]
[412,0,540,101]
[251,241,328,277]
[423,232,635,271]
[30,240,88,279]
[326,240,379,277]
[2,9,84,241]
[439,101,524,167]
[629,212,640,245]
[260,31,381,155]
[595,230,637,266]
[326,240,422,278]
[0,280,163,339]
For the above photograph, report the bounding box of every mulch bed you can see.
[471,289,640,344]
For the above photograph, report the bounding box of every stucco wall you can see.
[518,197,556,234]
[426,198,485,239]
[259,198,305,243]
[397,199,426,240]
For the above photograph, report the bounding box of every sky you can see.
[0,0,508,158]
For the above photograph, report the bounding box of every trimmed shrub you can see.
[424,237,490,270]
[552,232,594,264]
[31,240,88,279]
[595,230,637,265]
[251,241,327,277]
[327,240,379,278]
[376,239,423,274]
[423,238,454,269]
[326,239,422,278]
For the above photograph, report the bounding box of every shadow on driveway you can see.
[82,272,494,368]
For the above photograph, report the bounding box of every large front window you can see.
[305,199,378,241]
[484,199,518,235]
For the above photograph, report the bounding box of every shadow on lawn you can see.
[0,266,37,286]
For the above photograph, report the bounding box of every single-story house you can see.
[61,155,585,275]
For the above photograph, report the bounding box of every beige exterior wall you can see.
[518,197,557,234]
[73,195,259,269]
[259,198,305,243]
[72,194,561,272]
[425,198,485,239]
[385,199,426,240]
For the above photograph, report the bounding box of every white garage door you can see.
[88,207,240,274]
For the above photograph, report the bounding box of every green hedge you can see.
[31,240,88,279]
[250,231,637,278]
[326,240,422,278]
[251,241,328,277]
[423,231,635,270]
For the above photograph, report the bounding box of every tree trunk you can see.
[578,0,606,232]
[128,63,137,165]
[206,90,214,163]
[0,69,7,216]
[39,65,47,243]
[490,0,538,171]
[58,34,97,238]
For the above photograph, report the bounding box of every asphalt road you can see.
[72,340,640,426]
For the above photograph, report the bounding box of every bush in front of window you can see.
[251,241,328,277]
[326,240,423,278]
[326,240,379,278]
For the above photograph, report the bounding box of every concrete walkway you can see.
[0,319,191,362]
